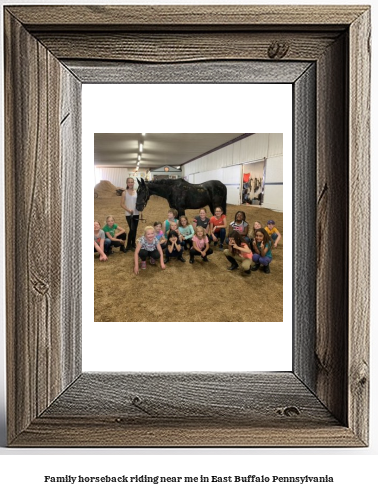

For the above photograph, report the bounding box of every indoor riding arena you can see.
[94,186,283,323]
[94,133,284,322]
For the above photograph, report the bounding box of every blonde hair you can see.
[144,225,155,235]
[195,225,206,239]
[251,220,262,238]
[106,215,115,223]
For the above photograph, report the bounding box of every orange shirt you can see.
[210,214,226,232]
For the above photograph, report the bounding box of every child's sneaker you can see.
[141,261,147,270]
[150,258,156,265]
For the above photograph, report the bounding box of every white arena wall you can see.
[182,133,283,211]
[94,167,148,188]
[94,134,284,211]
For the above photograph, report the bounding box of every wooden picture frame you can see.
[5,5,370,447]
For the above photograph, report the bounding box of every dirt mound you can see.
[94,180,119,198]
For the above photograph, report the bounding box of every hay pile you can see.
[94,180,119,198]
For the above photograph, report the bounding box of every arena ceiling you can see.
[94,133,251,170]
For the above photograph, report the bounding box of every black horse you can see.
[136,178,227,217]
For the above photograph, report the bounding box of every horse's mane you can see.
[148,178,185,185]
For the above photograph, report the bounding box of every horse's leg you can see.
[169,194,185,217]
[206,195,214,215]
[170,204,184,217]
[222,196,227,215]
[211,197,227,215]
[210,194,225,215]
[214,191,227,215]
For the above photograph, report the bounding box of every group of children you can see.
[94,207,281,276]
[94,216,128,262]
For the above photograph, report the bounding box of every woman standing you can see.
[121,177,140,250]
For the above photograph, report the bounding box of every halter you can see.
[136,178,150,211]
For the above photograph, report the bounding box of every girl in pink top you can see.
[189,226,214,264]
[223,230,253,274]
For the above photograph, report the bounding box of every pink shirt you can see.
[193,235,209,251]
[236,242,252,260]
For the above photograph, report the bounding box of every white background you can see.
[83,84,292,372]
[0,0,377,498]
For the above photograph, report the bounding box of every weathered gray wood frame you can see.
[4,5,370,447]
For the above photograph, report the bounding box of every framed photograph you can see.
[5,5,370,447]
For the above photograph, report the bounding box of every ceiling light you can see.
[139,143,143,152]
[138,154,141,161]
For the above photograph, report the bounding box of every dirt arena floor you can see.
[94,182,283,322]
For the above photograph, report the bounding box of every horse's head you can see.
[136,178,149,212]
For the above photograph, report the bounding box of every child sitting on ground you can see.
[189,226,213,264]
[223,230,253,274]
[249,220,262,248]
[169,221,184,245]
[163,209,179,237]
[94,220,110,261]
[153,221,167,250]
[252,228,273,274]
[134,226,165,274]
[103,215,128,253]
[178,215,195,250]
[192,208,211,235]
[226,210,250,246]
[265,219,281,248]
[165,230,185,263]
[250,221,262,239]
[209,207,227,248]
